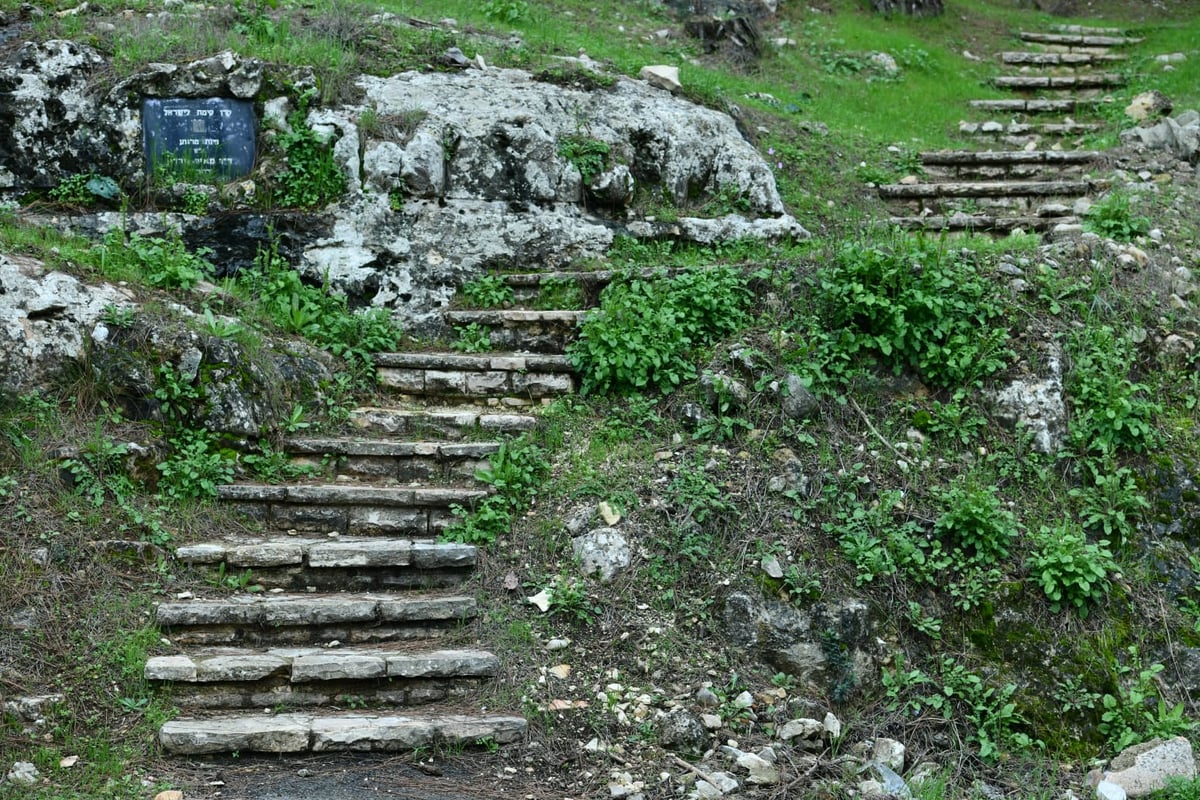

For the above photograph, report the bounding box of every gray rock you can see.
[658,709,708,754]
[6,761,39,785]
[778,717,823,742]
[1106,737,1196,797]
[989,346,1066,454]
[640,65,682,93]
[781,374,818,420]
[572,527,631,583]
[871,737,906,772]
[1125,90,1173,122]
[0,254,133,394]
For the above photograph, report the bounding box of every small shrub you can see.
[1069,462,1149,549]
[1100,646,1195,753]
[156,431,236,503]
[1026,521,1116,616]
[451,323,493,353]
[482,0,529,23]
[49,173,122,206]
[1067,326,1159,454]
[100,229,213,290]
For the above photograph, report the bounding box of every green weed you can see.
[1026,521,1117,617]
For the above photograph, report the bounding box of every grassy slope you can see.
[2,1,1200,798]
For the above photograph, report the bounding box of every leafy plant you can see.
[273,90,346,209]
[1099,646,1194,753]
[482,0,530,24]
[558,134,610,185]
[1067,326,1159,455]
[567,267,750,395]
[100,229,214,290]
[545,574,599,623]
[460,274,514,308]
[1026,521,1117,616]
[442,436,548,545]
[156,431,236,503]
[807,233,1010,389]
[1085,191,1151,242]
[451,323,493,353]
[1069,462,1149,549]
[932,480,1017,568]
[49,173,122,206]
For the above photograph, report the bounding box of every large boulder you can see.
[0,252,133,394]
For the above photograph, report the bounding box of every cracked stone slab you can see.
[386,650,498,678]
[159,714,313,754]
[291,653,388,682]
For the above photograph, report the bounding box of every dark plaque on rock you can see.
[142,97,256,179]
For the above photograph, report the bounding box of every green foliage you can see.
[530,277,584,311]
[460,274,514,308]
[1085,191,1151,242]
[100,229,213,290]
[240,440,318,482]
[807,233,1010,389]
[567,267,750,395]
[557,134,610,185]
[1069,462,1149,549]
[1100,647,1194,753]
[450,322,493,353]
[49,173,122,206]
[62,427,135,508]
[235,239,403,379]
[933,480,1017,568]
[273,91,346,209]
[442,436,548,545]
[481,0,529,23]
[1067,326,1159,455]
[883,654,1041,762]
[156,431,236,503]
[544,574,599,623]
[1026,521,1116,616]
[1152,777,1200,800]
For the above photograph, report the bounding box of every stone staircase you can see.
[882,24,1145,235]
[149,271,589,757]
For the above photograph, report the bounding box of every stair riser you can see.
[892,196,1086,214]
[349,410,536,439]
[164,678,489,711]
[162,622,464,647]
[210,565,473,591]
[290,453,489,482]
[925,165,1093,181]
[377,367,575,402]
[222,502,463,536]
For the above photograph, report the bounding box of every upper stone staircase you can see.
[881,24,1147,235]
[149,270,592,757]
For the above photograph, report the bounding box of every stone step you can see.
[958,121,1104,137]
[1050,24,1127,35]
[888,214,1077,233]
[878,179,1097,199]
[156,592,477,645]
[992,74,1124,90]
[218,483,489,536]
[147,646,498,710]
[1019,31,1142,47]
[286,437,499,481]
[349,406,537,439]
[159,711,527,754]
[920,150,1101,167]
[374,352,576,403]
[175,537,475,590]
[968,99,1083,114]
[444,309,585,354]
[1000,51,1126,66]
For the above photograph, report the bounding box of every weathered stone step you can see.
[878,179,1097,199]
[286,437,498,481]
[1000,51,1126,66]
[218,483,488,536]
[176,537,475,590]
[992,74,1124,90]
[1050,24,1127,35]
[1019,31,1142,47]
[920,150,1101,166]
[349,406,537,439]
[159,711,527,754]
[375,352,576,403]
[156,592,477,645]
[958,121,1103,137]
[968,99,1082,113]
[147,646,498,709]
[888,214,1077,233]
[444,309,585,354]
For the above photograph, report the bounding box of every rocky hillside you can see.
[3,1,1200,799]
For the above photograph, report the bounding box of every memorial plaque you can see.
[142,97,256,179]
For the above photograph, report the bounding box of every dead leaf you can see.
[503,571,519,591]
